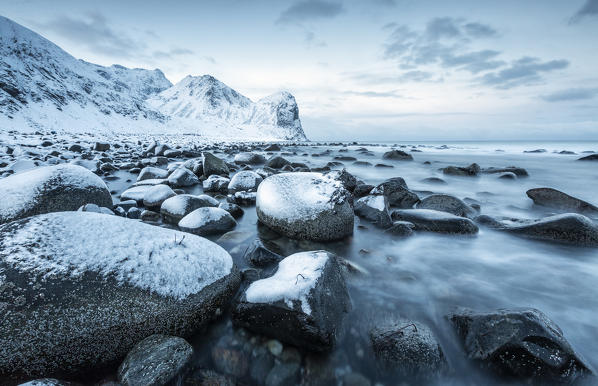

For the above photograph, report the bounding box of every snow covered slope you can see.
[0,16,307,141]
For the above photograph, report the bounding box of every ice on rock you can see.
[245,251,329,315]
[228,170,263,193]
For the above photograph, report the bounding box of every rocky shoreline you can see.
[1,131,597,385]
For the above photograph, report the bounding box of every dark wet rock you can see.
[143,185,176,209]
[0,212,240,382]
[243,239,283,267]
[77,203,113,215]
[228,171,263,193]
[265,144,281,151]
[233,251,351,352]
[391,209,479,234]
[342,372,371,386]
[256,172,354,241]
[202,152,229,177]
[474,214,504,228]
[421,177,447,184]
[326,168,358,192]
[140,209,160,222]
[184,369,235,385]
[371,177,419,208]
[127,207,142,219]
[354,195,392,228]
[160,194,217,224]
[232,191,257,206]
[118,335,193,386]
[211,343,249,378]
[68,144,83,153]
[234,152,266,165]
[417,194,477,218]
[482,166,529,177]
[442,163,480,177]
[266,156,291,169]
[353,161,372,167]
[94,142,110,152]
[578,154,598,161]
[384,221,415,237]
[163,149,182,158]
[167,167,200,187]
[250,347,275,382]
[178,207,237,236]
[202,175,230,193]
[137,166,169,182]
[353,184,375,198]
[503,213,598,246]
[371,321,447,379]
[526,188,598,214]
[218,202,244,219]
[382,150,413,161]
[0,164,112,225]
[498,172,517,180]
[448,307,593,382]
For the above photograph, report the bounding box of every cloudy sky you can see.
[3,0,598,140]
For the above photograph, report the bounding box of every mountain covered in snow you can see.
[0,16,307,141]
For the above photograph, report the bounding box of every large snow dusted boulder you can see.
[0,212,240,382]
[232,251,351,351]
[228,170,263,193]
[0,164,112,225]
[256,172,354,241]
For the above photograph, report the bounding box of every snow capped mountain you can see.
[0,16,307,141]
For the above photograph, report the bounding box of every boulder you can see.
[137,166,169,182]
[265,156,291,169]
[382,150,413,161]
[233,251,351,352]
[243,239,283,267]
[94,142,110,152]
[118,335,193,386]
[228,171,263,193]
[256,173,354,241]
[0,212,240,382]
[202,152,229,177]
[417,194,477,218]
[120,185,152,204]
[354,195,392,228]
[203,175,230,193]
[168,167,200,187]
[504,213,598,246]
[526,188,598,214]
[370,321,446,378]
[143,185,176,208]
[234,152,266,165]
[370,177,419,208]
[218,202,244,219]
[448,308,592,382]
[160,194,218,224]
[0,164,112,225]
[578,154,598,161]
[178,207,237,236]
[391,209,479,234]
[442,163,480,177]
[482,166,528,177]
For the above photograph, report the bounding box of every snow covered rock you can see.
[178,207,237,236]
[203,175,230,193]
[354,195,392,228]
[0,212,240,381]
[168,167,200,187]
[0,164,112,224]
[228,171,263,193]
[234,152,266,165]
[448,308,592,382]
[256,172,354,241]
[160,194,218,224]
[143,184,176,208]
[118,335,193,386]
[391,209,479,234]
[137,167,169,182]
[417,194,477,219]
[120,185,153,204]
[233,251,351,351]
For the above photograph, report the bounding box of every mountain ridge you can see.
[0,16,307,141]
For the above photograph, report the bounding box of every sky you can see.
[2,0,598,141]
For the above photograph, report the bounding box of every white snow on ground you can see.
[256,172,343,221]
[0,164,108,221]
[0,212,233,299]
[245,251,329,315]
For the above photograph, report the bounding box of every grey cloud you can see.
[426,17,461,40]
[276,0,344,25]
[343,90,403,98]
[541,87,598,102]
[464,22,498,38]
[570,0,598,23]
[398,70,436,82]
[479,57,569,89]
[152,48,194,59]
[39,12,142,58]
